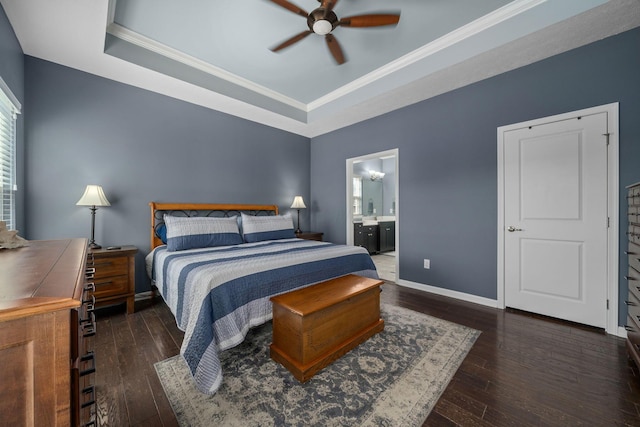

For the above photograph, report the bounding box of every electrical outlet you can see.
[424,259,430,269]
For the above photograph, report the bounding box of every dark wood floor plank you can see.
[149,301,185,347]
[94,314,129,427]
[447,378,543,426]
[92,283,640,426]
[146,372,180,427]
[424,409,459,427]
[139,306,181,359]
[438,388,487,419]
[95,385,128,427]
[432,399,493,427]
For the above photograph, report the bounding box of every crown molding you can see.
[105,22,308,112]
[307,0,545,111]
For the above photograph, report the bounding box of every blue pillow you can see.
[155,223,167,244]
[164,215,243,251]
[241,213,295,243]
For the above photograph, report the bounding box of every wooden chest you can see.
[270,274,384,382]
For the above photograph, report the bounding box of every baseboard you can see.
[396,279,499,308]
[135,291,155,301]
[396,280,631,336]
[615,326,628,339]
[135,283,629,336]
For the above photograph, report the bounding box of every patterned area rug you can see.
[155,304,480,427]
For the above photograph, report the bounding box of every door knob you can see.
[507,226,523,232]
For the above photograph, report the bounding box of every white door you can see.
[503,112,609,328]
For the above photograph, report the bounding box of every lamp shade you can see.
[290,196,306,209]
[76,185,111,207]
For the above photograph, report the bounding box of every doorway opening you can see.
[346,149,399,283]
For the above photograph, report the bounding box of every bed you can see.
[146,202,379,394]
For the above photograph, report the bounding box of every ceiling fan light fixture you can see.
[313,19,332,35]
[269,0,400,65]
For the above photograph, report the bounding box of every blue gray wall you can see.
[0,5,24,232]
[23,57,310,291]
[310,28,640,325]
[4,2,640,325]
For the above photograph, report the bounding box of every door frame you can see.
[346,148,399,279]
[497,103,619,335]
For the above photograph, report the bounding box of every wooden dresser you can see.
[626,182,640,369]
[0,239,96,426]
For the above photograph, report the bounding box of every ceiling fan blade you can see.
[339,14,400,28]
[270,30,313,52]
[268,0,308,18]
[321,0,339,16]
[325,34,346,65]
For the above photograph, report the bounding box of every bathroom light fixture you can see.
[290,196,306,234]
[368,170,385,181]
[76,184,111,249]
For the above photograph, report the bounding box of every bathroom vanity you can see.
[353,217,395,254]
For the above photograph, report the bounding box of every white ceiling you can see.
[2,0,640,137]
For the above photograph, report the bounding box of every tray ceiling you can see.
[2,0,639,136]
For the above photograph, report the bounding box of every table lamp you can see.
[76,185,111,249]
[290,196,306,234]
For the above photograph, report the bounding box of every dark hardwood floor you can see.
[94,283,640,426]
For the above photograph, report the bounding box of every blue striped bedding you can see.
[147,238,378,394]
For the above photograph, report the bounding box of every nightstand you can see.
[89,245,137,314]
[295,232,323,241]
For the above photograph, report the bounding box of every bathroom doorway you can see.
[346,149,398,282]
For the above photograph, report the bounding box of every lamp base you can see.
[89,242,102,250]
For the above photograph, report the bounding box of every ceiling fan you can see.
[268,0,400,65]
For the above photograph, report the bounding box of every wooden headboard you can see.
[149,202,279,250]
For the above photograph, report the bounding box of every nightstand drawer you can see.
[94,275,129,299]
[93,256,128,279]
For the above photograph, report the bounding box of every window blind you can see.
[0,77,20,231]
[353,176,363,216]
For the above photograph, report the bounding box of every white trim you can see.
[616,326,628,339]
[397,279,499,308]
[497,102,620,335]
[308,0,546,111]
[346,149,400,282]
[106,0,546,115]
[135,291,154,301]
[106,23,307,112]
[106,0,117,26]
[0,76,22,113]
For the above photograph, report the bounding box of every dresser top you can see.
[0,239,87,320]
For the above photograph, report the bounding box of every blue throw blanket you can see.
[148,238,378,394]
